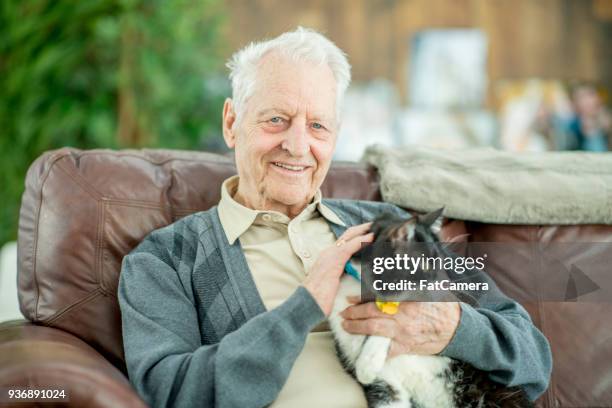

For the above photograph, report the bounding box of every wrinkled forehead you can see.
[248,52,338,117]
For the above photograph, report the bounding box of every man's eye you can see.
[269,117,284,124]
[312,122,324,130]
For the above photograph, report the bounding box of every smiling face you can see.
[222,52,339,217]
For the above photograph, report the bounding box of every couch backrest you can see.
[18,148,612,407]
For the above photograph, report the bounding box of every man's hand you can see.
[341,300,461,357]
[302,223,373,316]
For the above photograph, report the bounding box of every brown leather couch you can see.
[1,147,610,407]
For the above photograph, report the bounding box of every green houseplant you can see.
[0,0,228,247]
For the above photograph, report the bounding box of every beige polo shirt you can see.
[217,176,366,407]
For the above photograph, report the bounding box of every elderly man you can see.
[118,28,551,407]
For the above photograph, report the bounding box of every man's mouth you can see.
[272,162,309,172]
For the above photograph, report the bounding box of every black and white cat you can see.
[328,209,533,408]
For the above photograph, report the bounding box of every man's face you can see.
[223,52,338,214]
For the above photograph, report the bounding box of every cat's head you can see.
[370,207,444,246]
[358,208,445,302]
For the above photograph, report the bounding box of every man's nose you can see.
[281,121,310,156]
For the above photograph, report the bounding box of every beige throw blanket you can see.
[362,145,612,225]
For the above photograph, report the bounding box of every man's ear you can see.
[222,98,237,148]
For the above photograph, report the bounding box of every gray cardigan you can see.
[118,199,552,407]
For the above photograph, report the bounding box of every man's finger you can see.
[336,222,372,244]
[340,232,374,257]
[342,301,388,320]
[388,341,408,358]
[342,317,396,337]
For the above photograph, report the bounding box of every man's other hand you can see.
[302,222,373,316]
[341,300,461,357]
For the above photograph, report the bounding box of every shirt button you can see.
[262,214,272,221]
[301,250,311,258]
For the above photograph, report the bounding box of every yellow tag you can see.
[375,301,400,315]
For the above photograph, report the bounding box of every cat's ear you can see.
[419,207,444,235]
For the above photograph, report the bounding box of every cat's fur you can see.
[328,209,533,408]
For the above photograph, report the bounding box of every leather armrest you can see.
[0,321,147,408]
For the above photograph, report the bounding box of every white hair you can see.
[226,27,351,123]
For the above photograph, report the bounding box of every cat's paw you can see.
[356,336,390,384]
[356,361,379,384]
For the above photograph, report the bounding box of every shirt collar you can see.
[217,175,346,244]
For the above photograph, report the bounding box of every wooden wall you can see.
[224,0,612,105]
